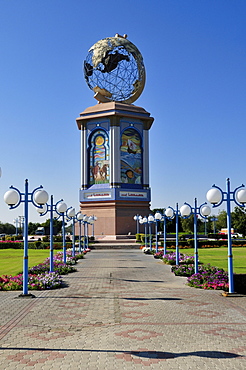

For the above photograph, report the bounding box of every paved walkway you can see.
[0,249,246,369]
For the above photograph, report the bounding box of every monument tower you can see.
[76,34,154,239]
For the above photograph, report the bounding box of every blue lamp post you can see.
[76,212,84,253]
[133,214,141,235]
[4,179,48,297]
[140,216,148,248]
[180,199,211,274]
[165,203,181,265]
[83,215,89,250]
[211,216,218,234]
[148,214,154,251]
[56,201,68,263]
[66,207,76,257]
[13,217,19,236]
[37,196,64,272]
[206,178,246,294]
[154,212,162,253]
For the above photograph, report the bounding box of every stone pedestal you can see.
[76,101,154,239]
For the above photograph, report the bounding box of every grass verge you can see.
[0,249,57,276]
[177,247,246,274]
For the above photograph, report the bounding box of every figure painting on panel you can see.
[120,128,142,185]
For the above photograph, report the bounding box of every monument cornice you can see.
[76,102,154,130]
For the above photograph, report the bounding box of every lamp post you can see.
[56,201,68,263]
[206,178,246,294]
[76,212,84,253]
[139,216,148,248]
[148,214,154,251]
[19,216,25,236]
[133,214,141,235]
[154,212,162,253]
[83,215,89,250]
[37,196,63,272]
[4,179,48,297]
[91,215,97,238]
[180,199,211,273]
[66,207,76,257]
[165,203,181,265]
[13,218,19,236]
[211,216,218,234]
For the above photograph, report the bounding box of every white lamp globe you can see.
[165,207,174,218]
[154,212,162,220]
[77,213,84,221]
[148,215,154,222]
[142,217,147,223]
[67,208,76,218]
[37,204,47,214]
[180,204,191,217]
[206,188,222,205]
[201,205,211,217]
[139,218,143,224]
[83,215,89,222]
[4,189,19,206]
[236,189,246,204]
[88,216,94,223]
[34,190,49,205]
[57,202,67,214]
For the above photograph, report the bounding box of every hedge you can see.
[0,241,72,250]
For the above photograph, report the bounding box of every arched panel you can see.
[89,129,110,185]
[120,128,142,185]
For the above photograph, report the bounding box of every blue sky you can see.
[1,0,246,224]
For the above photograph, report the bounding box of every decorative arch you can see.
[120,127,142,185]
[89,129,110,185]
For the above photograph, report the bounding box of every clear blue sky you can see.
[1,0,246,224]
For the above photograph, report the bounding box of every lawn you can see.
[0,249,52,276]
[178,247,246,274]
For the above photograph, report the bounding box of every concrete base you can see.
[79,199,150,238]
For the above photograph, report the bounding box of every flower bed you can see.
[0,251,85,291]
[187,264,228,291]
[162,252,194,265]
[163,252,229,291]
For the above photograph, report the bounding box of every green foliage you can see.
[232,206,246,236]
[135,233,143,242]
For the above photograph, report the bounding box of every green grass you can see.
[179,247,246,274]
[0,249,52,276]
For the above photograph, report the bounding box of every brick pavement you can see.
[0,249,245,369]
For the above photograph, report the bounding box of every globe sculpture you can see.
[84,34,145,104]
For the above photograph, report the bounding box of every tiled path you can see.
[0,249,246,369]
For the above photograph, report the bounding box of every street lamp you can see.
[206,178,246,294]
[76,212,84,253]
[139,216,148,248]
[66,207,76,257]
[148,214,154,251]
[210,216,218,234]
[91,215,97,238]
[133,214,141,235]
[154,212,162,253]
[37,196,63,272]
[83,215,89,250]
[4,179,48,297]
[56,201,68,263]
[165,203,181,265]
[180,199,211,273]
[13,218,19,236]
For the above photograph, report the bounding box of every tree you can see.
[232,206,246,236]
[28,222,41,235]
[215,210,227,231]
[0,222,15,235]
[181,215,194,234]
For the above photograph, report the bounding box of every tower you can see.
[76,35,154,239]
